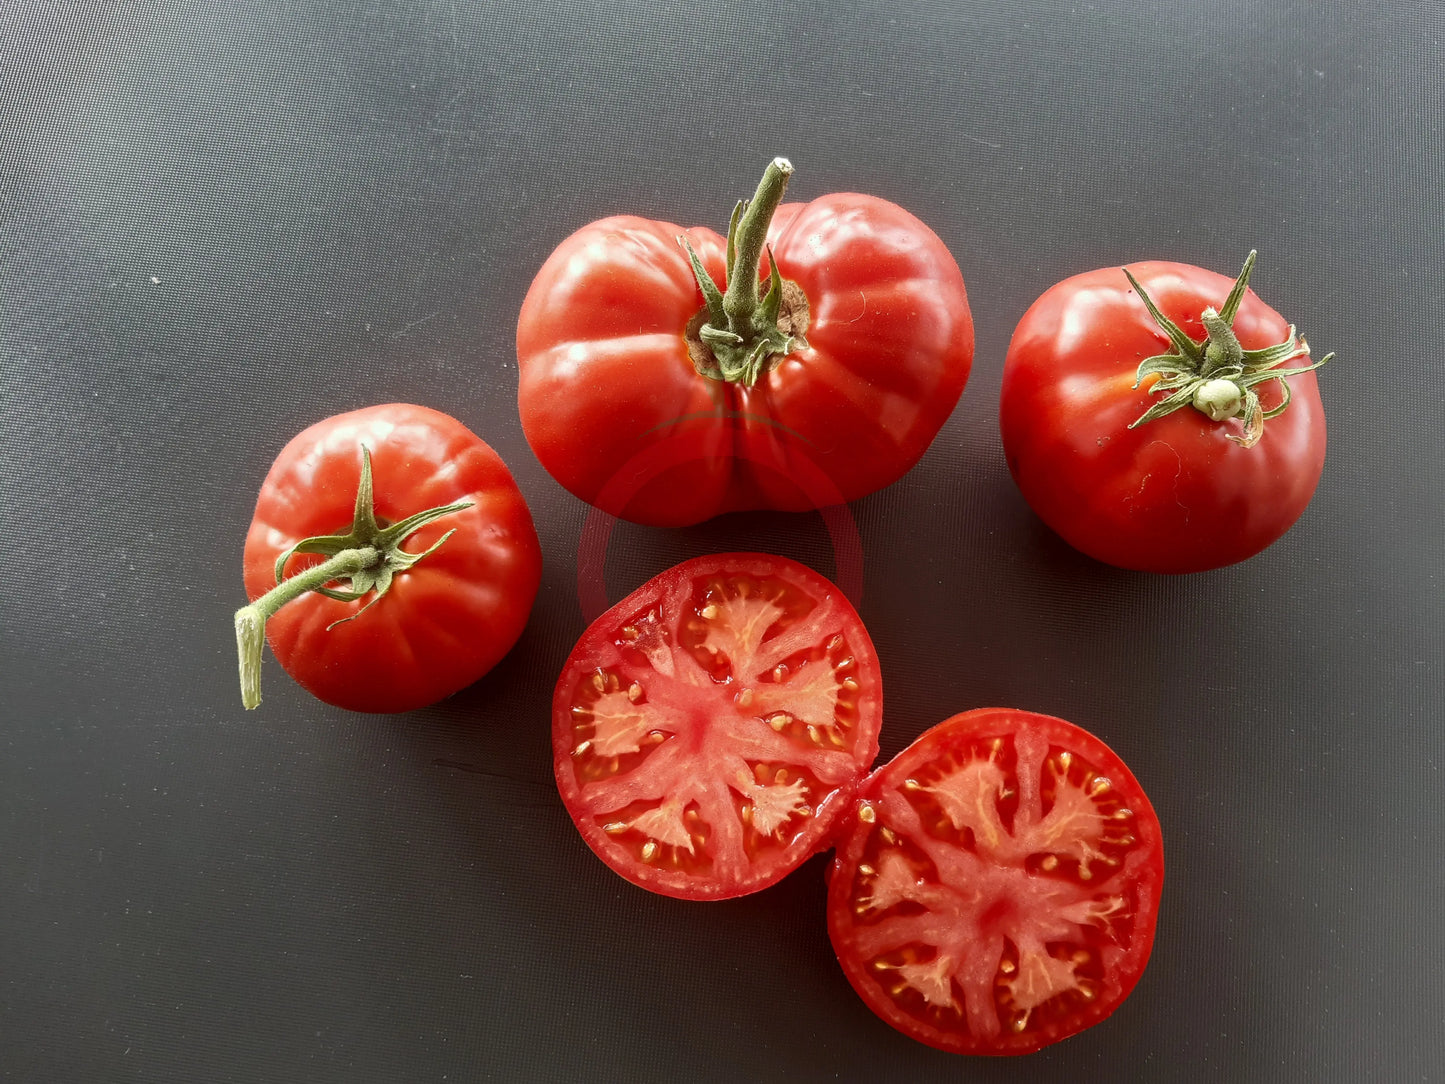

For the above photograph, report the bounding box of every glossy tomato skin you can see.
[243,404,541,713]
[517,195,974,526]
[827,708,1164,1056]
[553,554,883,900]
[1000,262,1326,573]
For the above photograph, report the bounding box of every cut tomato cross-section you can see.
[552,553,883,900]
[827,708,1164,1055]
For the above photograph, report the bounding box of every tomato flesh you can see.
[827,708,1163,1055]
[553,555,882,900]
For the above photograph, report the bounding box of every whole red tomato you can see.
[553,553,883,900]
[828,708,1164,1056]
[1000,253,1330,573]
[236,403,541,713]
[517,158,974,526]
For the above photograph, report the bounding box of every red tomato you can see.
[552,554,883,900]
[517,159,974,526]
[827,708,1164,1056]
[240,404,541,713]
[1000,255,1329,573]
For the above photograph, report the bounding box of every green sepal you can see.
[678,158,802,388]
[1125,252,1332,447]
[233,446,472,710]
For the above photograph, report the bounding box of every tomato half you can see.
[552,554,883,900]
[1000,255,1328,573]
[517,159,974,526]
[241,404,541,713]
[827,708,1163,1056]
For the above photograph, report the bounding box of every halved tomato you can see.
[827,708,1164,1055]
[552,554,883,900]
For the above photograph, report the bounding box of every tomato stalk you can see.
[680,157,809,386]
[1125,250,1332,447]
[233,447,471,710]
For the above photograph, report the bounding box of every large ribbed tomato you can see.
[1000,253,1330,573]
[517,159,974,526]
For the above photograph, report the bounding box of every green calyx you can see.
[1126,250,1333,448]
[232,447,471,710]
[680,157,809,386]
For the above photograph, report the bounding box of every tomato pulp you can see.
[553,554,883,899]
[827,708,1164,1055]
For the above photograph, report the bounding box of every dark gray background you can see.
[2,1,1440,1080]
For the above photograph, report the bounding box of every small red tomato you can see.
[236,404,541,713]
[517,158,974,526]
[1000,253,1330,573]
[827,708,1164,1056]
[552,554,883,900]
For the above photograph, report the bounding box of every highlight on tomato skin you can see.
[551,553,884,901]
[826,707,1164,1056]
